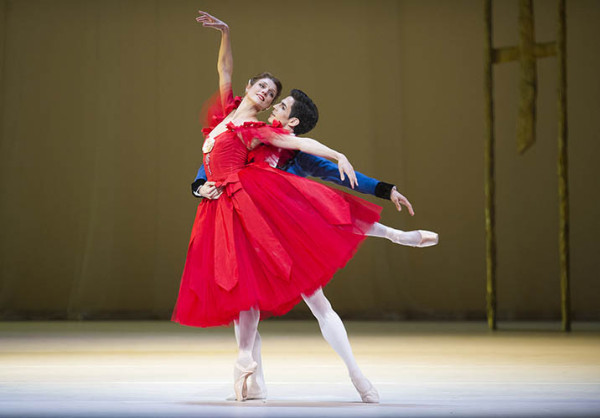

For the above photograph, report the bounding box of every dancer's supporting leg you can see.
[234,323,267,399]
[367,222,438,247]
[302,288,379,403]
[233,308,259,401]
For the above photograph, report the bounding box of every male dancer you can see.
[194,11,437,403]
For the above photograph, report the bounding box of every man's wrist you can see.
[374,181,395,200]
[191,179,207,198]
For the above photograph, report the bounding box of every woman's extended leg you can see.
[367,222,438,247]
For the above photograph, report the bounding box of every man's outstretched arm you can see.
[284,152,414,214]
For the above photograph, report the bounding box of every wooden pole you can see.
[557,0,571,332]
[517,0,537,154]
[484,0,497,330]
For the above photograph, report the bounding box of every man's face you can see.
[268,96,295,127]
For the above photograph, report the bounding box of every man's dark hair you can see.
[249,72,283,103]
[289,89,319,135]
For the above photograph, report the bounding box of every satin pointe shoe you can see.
[233,360,258,402]
[350,375,380,404]
[225,388,266,402]
[415,230,439,248]
[385,229,439,248]
[246,379,268,400]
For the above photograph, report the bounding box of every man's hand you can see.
[337,155,358,189]
[196,11,229,32]
[391,186,414,215]
[198,181,223,200]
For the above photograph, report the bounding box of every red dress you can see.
[171,89,382,327]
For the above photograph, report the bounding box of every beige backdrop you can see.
[0,0,598,321]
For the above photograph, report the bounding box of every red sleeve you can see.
[200,85,242,137]
[225,122,290,148]
[247,144,282,167]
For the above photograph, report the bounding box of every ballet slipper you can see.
[233,360,257,401]
[415,230,439,248]
[225,389,266,402]
[350,374,380,403]
[245,375,268,400]
[385,229,439,248]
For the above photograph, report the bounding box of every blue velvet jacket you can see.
[192,151,394,200]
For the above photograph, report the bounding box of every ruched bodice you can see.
[203,129,249,181]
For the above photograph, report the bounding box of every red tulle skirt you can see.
[172,163,381,327]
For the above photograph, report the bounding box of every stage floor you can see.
[1,320,599,418]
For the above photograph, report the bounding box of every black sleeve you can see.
[374,181,395,200]
[191,178,207,198]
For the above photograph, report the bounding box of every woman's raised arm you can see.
[196,11,233,101]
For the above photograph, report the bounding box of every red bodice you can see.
[200,89,288,181]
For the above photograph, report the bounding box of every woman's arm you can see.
[196,11,232,102]
[268,134,358,188]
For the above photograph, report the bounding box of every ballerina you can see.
[173,11,388,403]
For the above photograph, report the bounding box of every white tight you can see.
[234,308,260,369]
[367,221,424,246]
[303,288,363,378]
[232,222,417,389]
[234,288,367,390]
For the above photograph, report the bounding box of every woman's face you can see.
[245,78,278,110]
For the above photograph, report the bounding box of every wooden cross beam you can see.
[483,0,570,331]
[493,0,558,153]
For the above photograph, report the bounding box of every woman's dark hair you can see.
[289,89,319,135]
[249,72,282,103]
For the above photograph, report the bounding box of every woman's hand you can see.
[337,154,358,189]
[196,11,229,32]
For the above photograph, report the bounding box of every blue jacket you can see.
[192,152,394,199]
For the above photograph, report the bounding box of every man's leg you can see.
[302,288,379,403]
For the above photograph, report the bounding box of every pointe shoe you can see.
[246,380,268,400]
[233,360,258,402]
[225,388,266,402]
[415,230,439,248]
[350,375,380,404]
[386,229,439,248]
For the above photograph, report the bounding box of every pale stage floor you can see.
[0,321,599,418]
